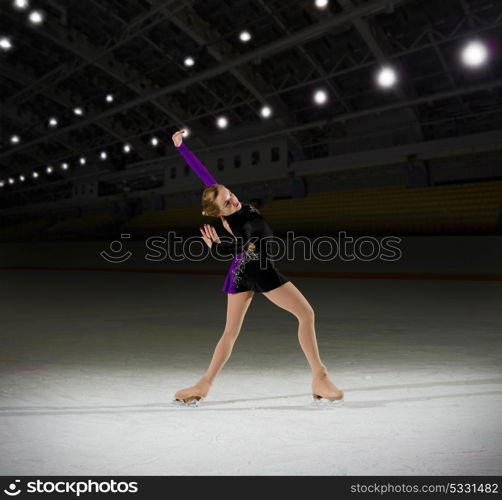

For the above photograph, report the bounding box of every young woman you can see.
[171,129,344,407]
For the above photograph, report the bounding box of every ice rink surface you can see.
[1,270,501,475]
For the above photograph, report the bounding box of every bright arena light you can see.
[19,175,25,181]
[28,10,43,24]
[239,30,251,43]
[260,105,272,118]
[48,117,58,127]
[99,151,107,160]
[216,116,228,128]
[13,0,29,9]
[8,178,15,184]
[0,37,13,51]
[105,93,114,103]
[184,56,194,67]
[376,66,397,88]
[313,89,328,105]
[73,107,83,116]
[46,165,53,174]
[32,171,39,178]
[0,180,4,187]
[10,135,20,144]
[123,143,131,153]
[461,40,488,67]
[79,157,86,165]
[61,162,69,170]
[315,0,329,8]
[181,128,190,139]
[150,136,159,147]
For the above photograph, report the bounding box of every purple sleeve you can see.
[175,143,218,187]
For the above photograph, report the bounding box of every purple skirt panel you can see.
[221,252,244,294]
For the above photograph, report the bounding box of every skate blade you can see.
[311,394,344,407]
[170,396,203,408]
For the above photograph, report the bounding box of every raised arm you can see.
[174,140,218,187]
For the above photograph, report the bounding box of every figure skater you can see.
[170,130,344,407]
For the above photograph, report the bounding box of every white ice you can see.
[1,268,501,475]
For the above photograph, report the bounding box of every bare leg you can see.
[173,290,254,401]
[262,281,343,400]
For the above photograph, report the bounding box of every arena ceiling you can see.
[1,0,501,207]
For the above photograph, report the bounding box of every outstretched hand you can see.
[200,224,221,248]
[172,129,186,147]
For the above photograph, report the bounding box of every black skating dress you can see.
[175,142,290,294]
[212,202,290,294]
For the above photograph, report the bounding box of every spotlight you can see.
[73,107,84,116]
[79,157,86,165]
[0,37,13,51]
[61,162,69,170]
[123,143,131,153]
[28,10,43,24]
[32,171,39,178]
[184,56,194,67]
[260,105,272,118]
[13,0,29,9]
[48,117,58,127]
[0,180,4,187]
[313,89,328,105]
[216,116,228,128]
[46,165,53,174]
[105,93,114,103]
[99,151,107,160]
[8,177,15,184]
[239,30,251,43]
[10,135,20,144]
[150,136,159,147]
[376,66,397,88]
[461,40,488,67]
[19,174,25,182]
[181,128,190,139]
[315,0,329,8]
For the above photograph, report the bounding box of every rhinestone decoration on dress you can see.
[231,250,260,285]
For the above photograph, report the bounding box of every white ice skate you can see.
[171,395,204,408]
[311,393,344,407]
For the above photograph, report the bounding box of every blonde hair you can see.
[201,184,225,217]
